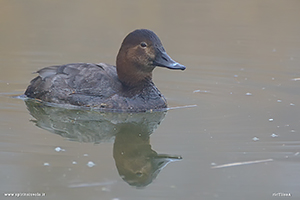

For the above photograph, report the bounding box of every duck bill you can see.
[153,51,186,70]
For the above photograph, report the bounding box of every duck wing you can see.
[25,63,121,106]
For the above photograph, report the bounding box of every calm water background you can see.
[1,0,300,199]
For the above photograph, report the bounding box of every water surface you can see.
[1,0,300,199]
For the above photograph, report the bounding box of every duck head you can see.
[116,29,186,86]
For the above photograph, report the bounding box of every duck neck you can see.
[116,53,153,87]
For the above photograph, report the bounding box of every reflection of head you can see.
[113,126,181,188]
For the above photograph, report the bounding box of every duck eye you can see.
[140,42,147,48]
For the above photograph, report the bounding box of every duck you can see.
[25,29,186,112]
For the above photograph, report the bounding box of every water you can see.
[1,0,300,199]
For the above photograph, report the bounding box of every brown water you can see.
[1,0,300,199]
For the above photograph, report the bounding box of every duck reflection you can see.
[25,99,182,187]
